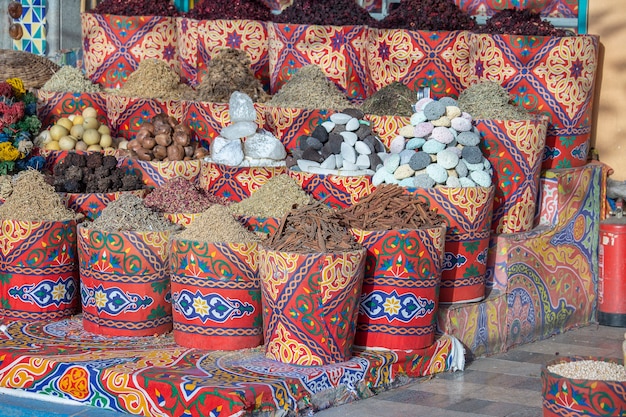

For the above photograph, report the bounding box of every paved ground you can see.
[0,323,623,416]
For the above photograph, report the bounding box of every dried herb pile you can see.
[376,0,477,31]
[0,175,12,200]
[187,0,271,21]
[195,49,268,103]
[267,65,350,110]
[110,59,194,101]
[360,82,416,117]
[87,194,180,232]
[0,170,77,222]
[144,177,227,213]
[338,184,442,230]
[229,174,312,218]
[90,0,179,16]
[479,9,567,36]
[457,81,532,120]
[42,66,101,93]
[264,200,361,253]
[51,152,144,193]
[177,204,261,243]
[274,0,376,26]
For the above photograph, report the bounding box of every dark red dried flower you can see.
[187,0,272,21]
[478,8,568,36]
[375,0,477,31]
[273,0,377,27]
[90,0,179,17]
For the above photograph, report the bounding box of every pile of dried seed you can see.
[86,193,180,232]
[144,177,228,213]
[360,82,416,117]
[195,49,269,103]
[264,200,361,253]
[41,65,101,93]
[457,81,532,120]
[0,170,78,222]
[267,65,351,110]
[176,204,261,243]
[109,59,194,101]
[338,184,442,230]
[228,174,311,218]
[548,360,626,382]
[0,175,12,199]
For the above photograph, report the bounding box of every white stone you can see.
[389,135,406,154]
[243,129,286,160]
[342,160,359,171]
[356,153,371,169]
[321,121,336,132]
[321,155,337,169]
[341,142,357,164]
[297,159,321,171]
[229,91,257,123]
[335,153,343,168]
[336,169,371,177]
[221,121,258,140]
[345,117,360,132]
[384,153,401,173]
[355,141,372,155]
[308,166,339,176]
[372,168,387,186]
[210,135,231,155]
[330,113,352,125]
[340,131,358,146]
[211,137,244,166]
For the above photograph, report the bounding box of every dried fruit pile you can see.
[338,183,443,230]
[273,0,377,26]
[187,0,271,21]
[144,177,228,213]
[264,200,361,253]
[479,9,567,36]
[375,0,477,31]
[50,152,144,193]
[90,0,179,16]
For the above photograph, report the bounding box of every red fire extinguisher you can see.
[598,199,626,327]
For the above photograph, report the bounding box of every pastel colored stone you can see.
[406,137,426,150]
[422,139,446,154]
[340,131,359,146]
[431,126,455,144]
[410,111,427,126]
[384,153,401,173]
[438,97,458,107]
[466,161,485,171]
[330,113,352,124]
[451,117,472,132]
[372,168,387,186]
[447,146,462,158]
[414,122,434,138]
[399,124,416,137]
[423,101,446,121]
[470,170,492,187]
[426,163,448,184]
[399,149,415,165]
[461,111,472,121]
[461,146,483,164]
[399,178,415,187]
[409,151,431,171]
[431,116,451,127]
[413,173,436,188]
[446,175,462,188]
[445,105,461,119]
[459,177,477,187]
[436,149,459,169]
[448,127,458,139]
[394,164,415,180]
[389,135,407,154]
[414,97,433,112]
[457,131,480,146]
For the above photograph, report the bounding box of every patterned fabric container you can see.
[351,227,445,350]
[36,91,107,129]
[259,246,366,365]
[170,239,262,350]
[542,356,626,417]
[406,187,494,304]
[118,158,205,189]
[62,189,148,222]
[78,225,173,337]
[0,219,79,321]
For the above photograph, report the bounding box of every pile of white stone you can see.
[207,92,287,167]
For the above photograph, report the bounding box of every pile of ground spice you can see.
[109,59,194,101]
[187,0,271,21]
[86,194,180,232]
[337,184,443,230]
[457,81,532,120]
[177,204,261,243]
[195,49,269,103]
[229,174,312,218]
[264,200,361,253]
[144,177,228,213]
[0,170,77,222]
[41,66,101,93]
[360,82,416,116]
[273,0,376,26]
[267,65,351,110]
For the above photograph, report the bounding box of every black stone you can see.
[302,147,324,163]
[369,153,384,170]
[327,133,344,154]
[311,125,329,143]
[306,136,324,150]
[342,107,365,119]
[355,124,372,140]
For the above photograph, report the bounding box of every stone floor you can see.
[0,323,623,417]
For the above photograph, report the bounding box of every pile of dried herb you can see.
[41,66,101,93]
[176,204,261,243]
[0,170,77,222]
[360,82,416,116]
[86,193,180,232]
[264,200,361,253]
[195,49,269,103]
[144,177,228,213]
[457,81,532,120]
[338,184,443,230]
[109,59,194,101]
[267,65,351,110]
[229,174,312,218]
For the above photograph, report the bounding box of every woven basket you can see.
[0,49,60,89]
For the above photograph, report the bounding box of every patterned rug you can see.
[0,316,462,416]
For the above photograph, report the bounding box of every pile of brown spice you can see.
[266,65,351,110]
[86,194,180,232]
[264,200,361,253]
[337,184,443,231]
[108,59,194,101]
[228,174,312,218]
[360,82,416,117]
[457,81,532,120]
[0,170,78,222]
[195,49,269,103]
[177,204,261,243]
[144,177,228,213]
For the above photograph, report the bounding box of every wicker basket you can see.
[0,49,60,89]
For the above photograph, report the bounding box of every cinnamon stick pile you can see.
[338,184,443,230]
[264,200,361,253]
